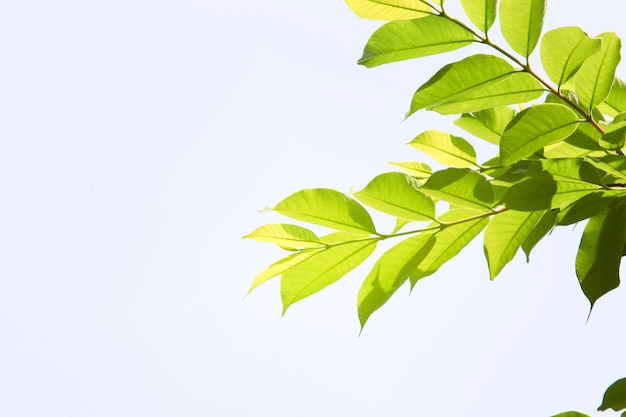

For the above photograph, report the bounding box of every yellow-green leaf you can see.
[248,250,321,293]
[408,130,477,167]
[597,78,626,117]
[389,161,433,179]
[344,0,433,20]
[244,224,322,250]
[522,209,558,261]
[454,106,516,145]
[460,0,496,33]
[499,0,546,57]
[421,168,494,210]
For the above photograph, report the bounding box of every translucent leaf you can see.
[353,172,436,221]
[421,168,494,211]
[574,32,622,110]
[358,16,475,68]
[358,233,436,328]
[344,0,433,20]
[484,210,543,279]
[597,78,626,117]
[599,122,626,151]
[408,130,477,167]
[244,224,322,250]
[410,208,490,285]
[499,0,546,57]
[281,233,377,313]
[550,412,591,417]
[460,0,496,33]
[587,155,626,180]
[598,377,626,412]
[540,27,602,88]
[389,161,433,179]
[543,123,604,159]
[409,54,544,116]
[536,158,604,186]
[274,188,376,235]
[249,250,321,293]
[576,206,626,308]
[557,192,625,226]
[499,104,580,165]
[454,106,516,145]
[522,209,558,261]
[502,172,604,211]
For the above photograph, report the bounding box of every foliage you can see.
[246,0,626,414]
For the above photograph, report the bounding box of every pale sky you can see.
[1,1,625,416]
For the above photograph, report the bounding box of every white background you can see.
[1,1,625,416]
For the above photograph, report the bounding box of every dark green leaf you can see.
[598,377,626,412]
[408,130,477,167]
[550,412,591,417]
[274,188,376,235]
[576,206,626,308]
[421,168,494,210]
[540,26,602,87]
[499,0,546,57]
[409,54,544,116]
[574,32,622,110]
[281,233,377,313]
[454,106,516,145]
[460,0,496,33]
[499,104,580,165]
[358,234,436,328]
[358,16,475,68]
[354,172,436,221]
[484,210,543,279]
[522,209,558,261]
[411,208,490,285]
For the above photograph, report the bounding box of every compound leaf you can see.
[358,16,475,68]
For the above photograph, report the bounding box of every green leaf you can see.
[597,78,626,117]
[408,130,477,167]
[389,161,433,179]
[409,54,545,116]
[460,0,496,33]
[599,377,626,412]
[522,209,558,261]
[502,172,604,211]
[587,155,626,180]
[499,0,546,57]
[411,208,490,285]
[557,192,625,225]
[353,172,436,221]
[536,158,604,186]
[599,122,626,151]
[344,0,433,20]
[543,123,604,159]
[499,103,580,165]
[576,206,626,308]
[274,188,376,235]
[358,233,436,328]
[281,233,377,313]
[454,106,516,145]
[244,224,322,250]
[358,16,475,68]
[484,210,543,279]
[540,26,602,87]
[249,250,321,293]
[421,168,494,211]
[551,412,591,417]
[574,32,622,110]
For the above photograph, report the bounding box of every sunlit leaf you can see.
[409,54,544,116]
[502,172,604,211]
[599,122,626,150]
[598,377,626,412]
[574,32,622,110]
[408,130,477,167]
[499,0,546,57]
[274,188,376,235]
[249,250,321,293]
[281,233,377,312]
[389,161,433,179]
[353,172,436,221]
[454,106,516,145]
[536,158,604,186]
[522,209,558,261]
[484,210,543,279]
[460,0,496,33]
[557,192,625,225]
[358,16,475,68]
[358,233,436,328]
[244,224,322,250]
[411,208,490,285]
[344,0,433,20]
[576,206,626,308]
[551,412,591,417]
[543,123,604,159]
[500,104,580,165]
[587,155,626,180]
[597,78,626,117]
[421,168,494,211]
[540,26,602,87]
